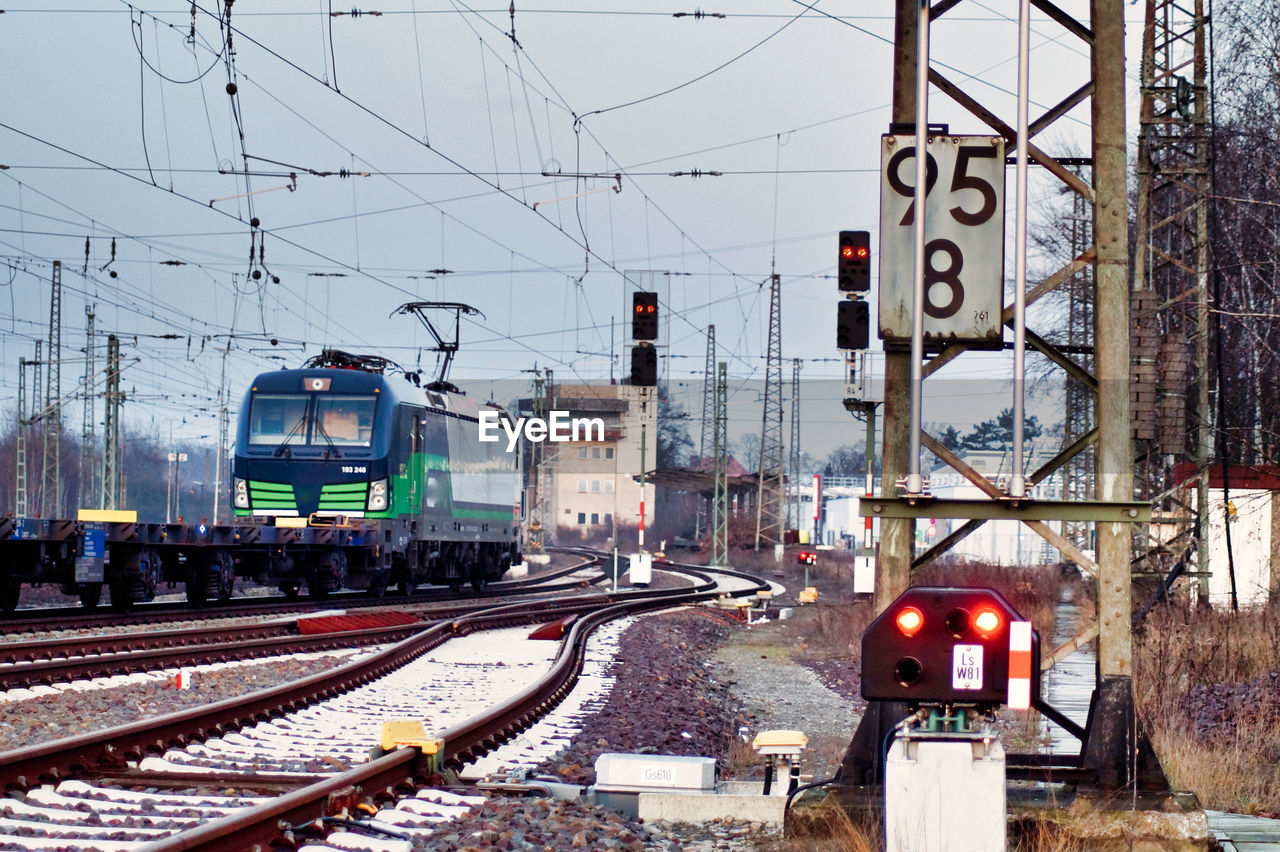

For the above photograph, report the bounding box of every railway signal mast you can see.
[843,0,1166,802]
[628,285,659,557]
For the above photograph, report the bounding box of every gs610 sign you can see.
[878,135,1005,348]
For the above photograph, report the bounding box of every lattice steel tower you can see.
[1062,182,1095,551]
[16,357,28,517]
[788,359,801,531]
[695,325,715,540]
[80,305,96,510]
[1133,0,1211,591]
[42,261,62,519]
[526,372,550,551]
[101,334,122,510]
[754,274,784,548]
[710,362,729,567]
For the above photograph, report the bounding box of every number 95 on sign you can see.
[878,135,1005,347]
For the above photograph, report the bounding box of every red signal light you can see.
[895,606,924,638]
[837,230,871,292]
[631,291,658,339]
[973,607,1002,638]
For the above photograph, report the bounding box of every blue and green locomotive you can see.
[231,350,521,596]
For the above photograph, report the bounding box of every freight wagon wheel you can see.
[110,549,161,610]
[280,581,302,599]
[109,577,134,611]
[214,550,236,601]
[0,578,19,613]
[78,582,103,610]
[187,551,235,606]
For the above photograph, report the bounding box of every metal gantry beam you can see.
[754,274,784,548]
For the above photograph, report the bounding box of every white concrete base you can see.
[638,791,787,826]
[525,553,552,565]
[886,736,1006,852]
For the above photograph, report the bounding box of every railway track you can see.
[0,560,767,850]
[0,553,605,637]
[0,554,683,688]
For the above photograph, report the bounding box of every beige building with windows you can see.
[524,382,657,546]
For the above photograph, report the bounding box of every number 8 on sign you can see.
[877,135,1006,348]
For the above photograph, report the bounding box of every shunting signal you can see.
[862,586,1038,709]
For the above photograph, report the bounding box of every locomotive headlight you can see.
[367,478,389,511]
[233,477,249,508]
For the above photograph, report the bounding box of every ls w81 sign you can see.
[878,134,1005,347]
[952,644,983,690]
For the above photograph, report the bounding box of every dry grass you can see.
[1152,712,1280,814]
[772,804,1094,851]
[1134,598,1280,814]
[776,801,882,852]
[1135,600,1280,719]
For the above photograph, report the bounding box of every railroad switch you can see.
[752,729,808,796]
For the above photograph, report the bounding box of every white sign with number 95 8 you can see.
[878,135,1005,346]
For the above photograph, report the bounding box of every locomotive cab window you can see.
[248,395,310,445]
[315,395,376,446]
[248,392,377,447]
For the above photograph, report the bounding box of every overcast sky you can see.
[0,1,1140,453]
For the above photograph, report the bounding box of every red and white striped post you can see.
[1008,621,1033,710]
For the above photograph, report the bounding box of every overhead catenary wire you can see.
[0,0,949,407]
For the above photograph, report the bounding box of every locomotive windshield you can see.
[248,393,377,448]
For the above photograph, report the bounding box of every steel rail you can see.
[0,621,429,690]
[134,578,741,852]
[0,554,599,630]
[0,592,604,790]
[0,559,688,688]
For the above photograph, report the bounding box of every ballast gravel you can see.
[0,651,365,752]
[0,608,862,851]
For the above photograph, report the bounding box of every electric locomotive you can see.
[230,350,521,596]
